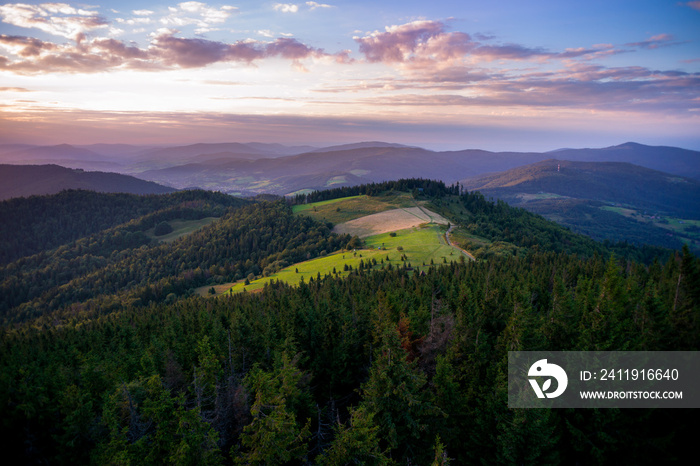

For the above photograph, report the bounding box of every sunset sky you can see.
[1,1,699,151]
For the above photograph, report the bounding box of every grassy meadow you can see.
[196,192,472,297]
[218,223,467,296]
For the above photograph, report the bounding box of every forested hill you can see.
[0,164,175,200]
[459,160,700,252]
[1,199,349,325]
[0,189,244,265]
[462,159,700,219]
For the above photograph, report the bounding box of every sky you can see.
[0,1,699,151]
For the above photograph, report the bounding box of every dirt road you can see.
[445,223,476,261]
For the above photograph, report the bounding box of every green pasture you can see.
[221,223,465,296]
[292,195,363,213]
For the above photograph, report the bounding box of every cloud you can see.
[115,17,153,26]
[558,44,625,60]
[471,43,550,61]
[686,1,700,11]
[0,27,349,74]
[274,4,299,13]
[0,86,32,92]
[150,32,332,67]
[355,20,471,63]
[0,35,57,58]
[160,2,237,28]
[1,13,696,122]
[626,34,681,50]
[306,2,333,10]
[313,51,700,117]
[0,33,153,73]
[350,72,700,115]
[150,33,263,67]
[0,2,108,39]
[133,9,154,16]
[354,20,554,65]
[264,37,323,59]
[354,20,680,69]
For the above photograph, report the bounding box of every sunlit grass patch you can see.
[222,224,463,296]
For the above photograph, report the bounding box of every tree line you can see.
[290,179,460,205]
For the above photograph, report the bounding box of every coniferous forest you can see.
[1,181,698,464]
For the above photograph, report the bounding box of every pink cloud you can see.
[355,20,469,63]
[0,86,32,92]
[471,43,550,61]
[264,37,323,60]
[150,33,262,67]
[686,1,700,12]
[354,20,564,65]
[150,33,331,67]
[0,35,57,57]
[626,33,681,49]
[0,34,156,73]
[92,38,149,60]
[0,30,343,73]
[558,44,627,60]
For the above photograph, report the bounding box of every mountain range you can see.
[2,141,698,197]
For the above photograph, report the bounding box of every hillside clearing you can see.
[333,207,449,238]
[146,217,219,243]
[218,223,468,296]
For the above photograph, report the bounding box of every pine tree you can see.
[317,405,392,465]
[234,353,311,465]
[359,323,444,462]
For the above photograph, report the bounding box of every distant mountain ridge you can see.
[539,142,700,180]
[1,141,698,196]
[0,164,175,200]
[461,159,700,251]
[462,159,700,217]
[307,141,414,152]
